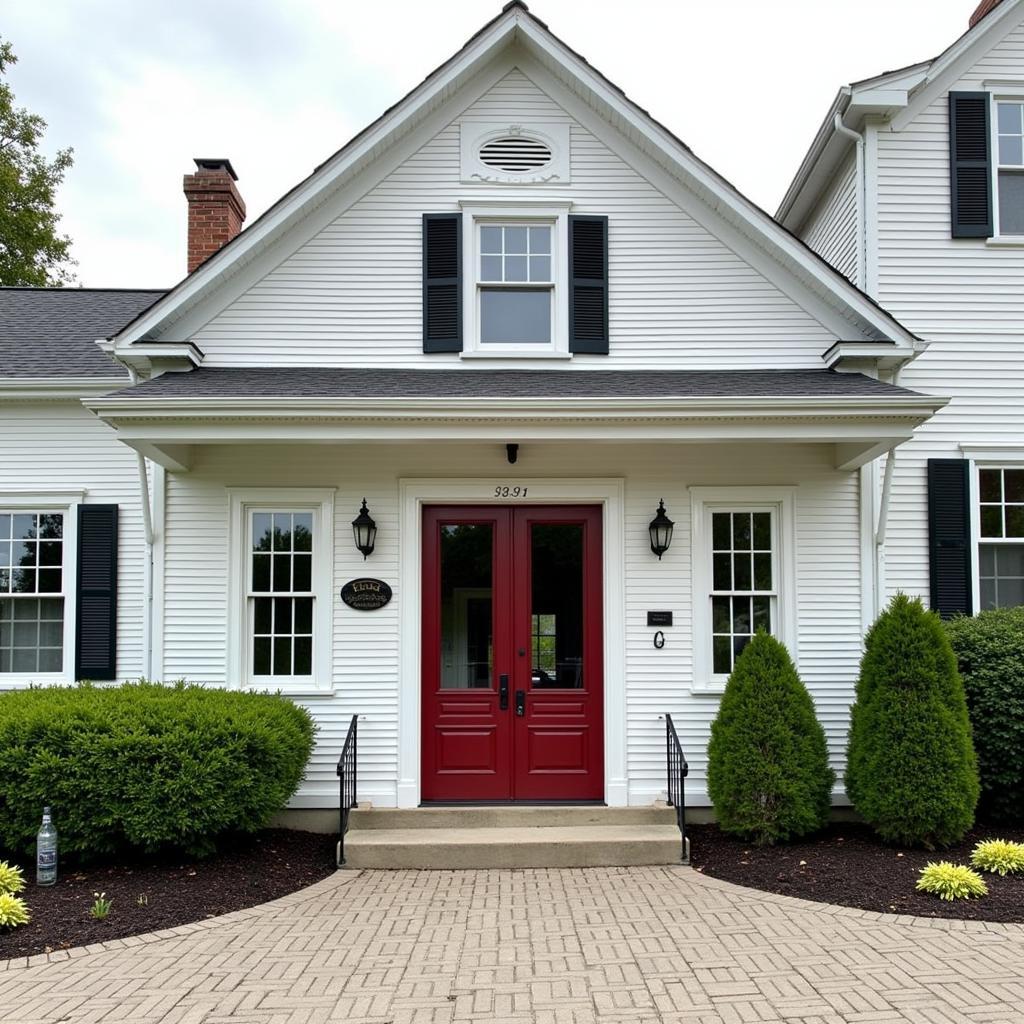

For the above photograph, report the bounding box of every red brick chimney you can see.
[970,0,1005,27]
[183,158,246,273]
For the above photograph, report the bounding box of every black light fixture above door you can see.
[352,498,377,559]
[649,499,674,560]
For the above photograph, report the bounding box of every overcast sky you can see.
[4,0,979,289]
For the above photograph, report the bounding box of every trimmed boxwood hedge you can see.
[945,607,1024,825]
[0,682,315,859]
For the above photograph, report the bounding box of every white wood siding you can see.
[160,441,862,807]
[873,16,1024,601]
[192,68,838,369]
[801,150,858,284]
[0,400,148,680]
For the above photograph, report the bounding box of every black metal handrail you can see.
[336,715,358,865]
[665,713,689,863]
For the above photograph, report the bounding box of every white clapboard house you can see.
[2,1,979,858]
[780,0,1024,621]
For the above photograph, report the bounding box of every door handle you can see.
[499,674,509,711]
[515,689,526,716]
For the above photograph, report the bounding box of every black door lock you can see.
[499,674,509,711]
[515,689,526,716]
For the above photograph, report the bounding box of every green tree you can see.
[846,594,979,848]
[707,631,834,846]
[0,38,75,286]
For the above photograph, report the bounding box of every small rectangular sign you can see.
[647,611,673,627]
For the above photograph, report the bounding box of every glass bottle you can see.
[36,806,58,886]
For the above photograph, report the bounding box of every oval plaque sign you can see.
[341,578,392,611]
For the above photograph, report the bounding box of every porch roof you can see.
[86,366,947,475]
[108,366,915,401]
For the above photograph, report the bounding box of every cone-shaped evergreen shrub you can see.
[846,594,978,848]
[707,631,834,846]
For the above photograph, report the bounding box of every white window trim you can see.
[0,498,79,688]
[968,454,1024,613]
[989,92,1024,243]
[227,488,335,695]
[459,199,572,359]
[689,486,797,695]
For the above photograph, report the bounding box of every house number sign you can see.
[341,578,392,611]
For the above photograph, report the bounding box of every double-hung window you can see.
[229,489,334,691]
[479,224,553,345]
[995,101,1024,236]
[0,511,66,676]
[978,467,1024,609]
[691,488,796,691]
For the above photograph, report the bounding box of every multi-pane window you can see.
[478,223,553,344]
[0,512,64,674]
[997,102,1024,235]
[532,613,556,675]
[979,468,1024,609]
[249,511,314,678]
[710,511,775,675]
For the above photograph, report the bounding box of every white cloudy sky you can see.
[4,0,978,288]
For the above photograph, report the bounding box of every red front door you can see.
[421,505,603,801]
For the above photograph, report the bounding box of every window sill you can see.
[690,681,727,696]
[985,236,1024,247]
[459,350,573,361]
[0,674,72,690]
[243,684,336,699]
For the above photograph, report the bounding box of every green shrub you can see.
[916,861,988,901]
[971,838,1024,876]
[0,892,30,928]
[944,607,1024,824]
[707,631,835,846]
[0,861,25,894]
[0,681,315,860]
[846,594,979,848]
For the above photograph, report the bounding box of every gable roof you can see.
[110,1,920,354]
[0,287,167,379]
[778,0,1024,230]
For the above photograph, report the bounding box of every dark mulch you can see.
[689,822,1024,922]
[0,829,335,960]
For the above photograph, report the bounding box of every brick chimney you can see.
[183,158,246,273]
[969,0,1005,27]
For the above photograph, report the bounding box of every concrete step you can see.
[342,823,685,869]
[348,804,677,831]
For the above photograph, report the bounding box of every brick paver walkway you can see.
[2,867,1023,1023]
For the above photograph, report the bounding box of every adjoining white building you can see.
[2,2,957,818]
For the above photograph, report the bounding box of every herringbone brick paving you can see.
[1,867,1022,1024]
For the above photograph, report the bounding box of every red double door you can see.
[421,505,604,801]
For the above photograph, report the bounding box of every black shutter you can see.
[569,215,609,354]
[949,92,993,238]
[422,213,462,352]
[75,504,118,680]
[927,460,973,618]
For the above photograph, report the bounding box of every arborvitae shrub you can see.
[944,607,1024,824]
[846,594,978,848]
[0,682,315,860]
[707,631,834,846]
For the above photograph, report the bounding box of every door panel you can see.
[421,505,603,802]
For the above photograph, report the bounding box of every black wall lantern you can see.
[649,499,674,560]
[352,498,377,559]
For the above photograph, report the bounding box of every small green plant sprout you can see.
[970,838,1024,876]
[136,893,148,907]
[0,892,30,928]
[0,860,26,895]
[89,892,112,920]
[916,862,988,901]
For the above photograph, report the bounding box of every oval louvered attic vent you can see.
[479,136,552,172]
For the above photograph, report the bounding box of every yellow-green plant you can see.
[916,861,988,901]
[0,892,30,927]
[0,860,25,895]
[970,838,1024,876]
[89,892,112,921]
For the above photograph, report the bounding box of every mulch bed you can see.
[0,829,336,960]
[689,822,1024,922]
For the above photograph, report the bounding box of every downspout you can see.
[833,112,867,291]
[873,366,904,615]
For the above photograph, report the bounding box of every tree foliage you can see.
[707,631,834,846]
[0,38,75,286]
[846,594,979,848]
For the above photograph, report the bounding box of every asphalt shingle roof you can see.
[0,288,167,378]
[108,366,920,400]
